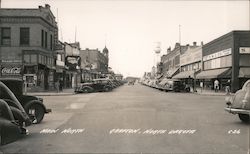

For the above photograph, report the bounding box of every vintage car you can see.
[0,81,29,145]
[225,80,250,123]
[158,78,190,92]
[75,78,113,93]
[0,78,51,124]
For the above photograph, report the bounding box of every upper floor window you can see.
[50,34,53,50]
[20,28,30,45]
[45,31,48,48]
[1,27,11,46]
[41,30,44,47]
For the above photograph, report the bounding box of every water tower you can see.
[154,42,161,66]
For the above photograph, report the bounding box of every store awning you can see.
[172,71,195,79]
[196,68,231,79]
[165,68,179,78]
[159,78,169,85]
[239,67,250,78]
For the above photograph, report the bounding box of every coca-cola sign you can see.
[1,66,22,75]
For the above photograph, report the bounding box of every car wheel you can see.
[82,88,90,93]
[186,87,190,92]
[104,87,111,92]
[26,103,45,124]
[238,114,250,123]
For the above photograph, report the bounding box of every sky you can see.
[1,0,249,77]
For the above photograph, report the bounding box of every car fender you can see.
[24,100,46,113]
[82,86,94,91]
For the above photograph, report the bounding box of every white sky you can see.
[1,0,249,77]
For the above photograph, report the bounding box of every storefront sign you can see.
[239,47,250,54]
[1,66,22,75]
[203,48,232,61]
[1,59,22,63]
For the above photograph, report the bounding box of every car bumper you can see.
[45,108,52,113]
[224,107,250,115]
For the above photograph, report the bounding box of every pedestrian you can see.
[59,79,63,91]
[225,79,231,94]
[55,80,60,93]
[214,79,219,92]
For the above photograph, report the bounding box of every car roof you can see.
[0,78,23,82]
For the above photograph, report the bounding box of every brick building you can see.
[79,47,109,82]
[0,4,58,91]
[160,43,188,78]
[197,31,250,92]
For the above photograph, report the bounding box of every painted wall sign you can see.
[239,47,250,54]
[203,48,232,61]
[1,66,22,75]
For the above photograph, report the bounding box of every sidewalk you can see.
[27,88,75,96]
[195,88,233,96]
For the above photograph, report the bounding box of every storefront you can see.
[197,31,250,92]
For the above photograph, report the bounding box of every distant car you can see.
[0,81,29,145]
[75,79,113,93]
[225,80,250,123]
[128,81,135,85]
[0,78,51,124]
[158,79,190,92]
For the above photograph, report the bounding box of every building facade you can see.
[64,42,81,88]
[172,42,202,91]
[160,43,188,78]
[0,4,58,91]
[79,47,109,82]
[197,31,250,92]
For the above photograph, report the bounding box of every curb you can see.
[27,93,75,97]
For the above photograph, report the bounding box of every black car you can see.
[0,78,51,124]
[75,79,113,93]
[0,81,29,145]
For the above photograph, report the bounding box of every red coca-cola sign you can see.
[1,66,22,75]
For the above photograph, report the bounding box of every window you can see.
[41,30,44,47]
[1,27,11,45]
[50,34,53,50]
[24,55,30,63]
[30,54,37,63]
[20,28,30,45]
[45,31,48,48]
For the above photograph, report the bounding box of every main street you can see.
[0,84,249,154]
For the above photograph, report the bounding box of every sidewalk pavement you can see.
[27,88,75,96]
[195,88,233,96]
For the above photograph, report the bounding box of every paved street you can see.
[0,84,249,154]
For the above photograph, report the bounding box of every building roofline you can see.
[203,30,250,47]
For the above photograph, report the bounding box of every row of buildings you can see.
[0,4,120,91]
[146,31,250,93]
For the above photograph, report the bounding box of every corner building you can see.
[197,31,250,92]
[0,4,58,91]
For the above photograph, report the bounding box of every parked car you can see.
[0,81,29,145]
[158,79,190,92]
[225,80,250,123]
[0,78,51,124]
[75,78,113,93]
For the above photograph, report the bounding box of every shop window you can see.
[1,27,11,46]
[20,28,30,45]
[239,55,250,66]
[30,54,37,63]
